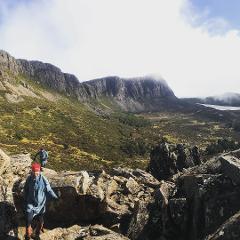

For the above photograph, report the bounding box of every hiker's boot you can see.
[34,221,44,240]
[25,226,32,240]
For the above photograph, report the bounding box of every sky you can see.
[0,0,240,97]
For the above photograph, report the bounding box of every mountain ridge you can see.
[0,50,176,112]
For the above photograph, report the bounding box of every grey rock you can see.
[0,50,19,75]
[40,224,129,240]
[2,147,240,240]
[0,149,10,175]
[126,200,153,240]
[219,154,240,184]
[148,142,178,181]
[205,210,240,240]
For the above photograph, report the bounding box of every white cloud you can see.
[0,0,240,97]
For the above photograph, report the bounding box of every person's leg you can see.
[35,213,45,238]
[25,211,34,240]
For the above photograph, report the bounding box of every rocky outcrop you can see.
[0,50,19,75]
[0,50,177,112]
[0,149,159,239]
[148,142,178,180]
[219,153,240,184]
[148,142,201,181]
[1,148,240,240]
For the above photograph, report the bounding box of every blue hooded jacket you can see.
[24,173,57,217]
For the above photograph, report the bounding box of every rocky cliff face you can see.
[83,76,176,111]
[1,148,240,240]
[0,50,177,111]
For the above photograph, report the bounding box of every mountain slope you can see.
[0,50,177,112]
[1,50,240,171]
[1,50,170,170]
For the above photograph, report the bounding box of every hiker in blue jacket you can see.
[24,162,58,240]
[34,148,48,168]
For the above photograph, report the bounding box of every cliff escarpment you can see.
[0,50,177,111]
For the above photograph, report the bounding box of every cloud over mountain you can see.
[0,0,240,97]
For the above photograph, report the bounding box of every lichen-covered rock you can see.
[40,225,129,240]
[126,200,153,240]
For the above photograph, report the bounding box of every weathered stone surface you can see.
[169,198,188,234]
[219,154,240,184]
[181,156,222,176]
[126,200,153,240]
[149,142,177,180]
[0,176,18,239]
[0,149,10,175]
[125,177,140,194]
[40,224,129,240]
[149,142,202,181]
[191,146,201,166]
[206,211,240,240]
[0,149,157,237]
[1,148,240,240]
[175,173,240,240]
[0,50,19,75]
[112,167,160,188]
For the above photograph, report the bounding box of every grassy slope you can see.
[0,72,240,171]
[0,73,154,170]
[138,112,240,148]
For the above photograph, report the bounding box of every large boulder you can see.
[219,154,240,184]
[174,173,240,240]
[148,142,201,181]
[148,142,177,180]
[206,210,240,240]
[127,180,177,240]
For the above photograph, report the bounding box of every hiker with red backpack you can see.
[24,163,58,240]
